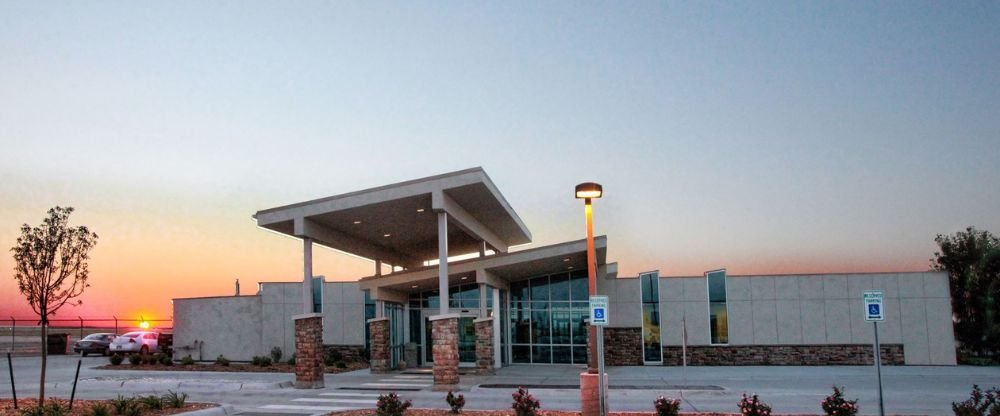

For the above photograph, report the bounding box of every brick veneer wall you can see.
[432,316,459,384]
[661,344,905,366]
[323,344,365,363]
[604,327,643,366]
[293,314,324,389]
[368,318,390,372]
[474,318,494,374]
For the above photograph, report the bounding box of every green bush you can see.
[19,401,68,416]
[738,393,772,416]
[511,387,540,416]
[138,395,163,411]
[822,386,858,416]
[142,354,158,365]
[158,353,173,366]
[180,354,194,366]
[446,391,465,414]
[270,346,283,363]
[109,354,124,366]
[324,348,343,366]
[358,346,369,362]
[127,354,142,365]
[215,355,230,366]
[376,392,412,416]
[88,402,111,416]
[654,395,681,416]
[286,353,296,365]
[953,384,1000,416]
[110,395,137,416]
[335,361,347,369]
[161,390,188,409]
[252,355,272,367]
[18,404,45,416]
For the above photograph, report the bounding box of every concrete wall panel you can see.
[683,301,710,346]
[774,278,798,300]
[799,277,824,299]
[727,301,753,345]
[925,298,958,364]
[900,298,930,364]
[823,275,848,299]
[924,274,950,299]
[800,299,827,343]
[751,300,778,344]
[173,297,262,362]
[898,275,925,298]
[726,277,750,301]
[824,299,851,343]
[660,301,685,345]
[683,278,707,302]
[872,274,899,298]
[775,300,802,344]
[848,275,874,300]
[661,278,685,301]
[750,277,775,301]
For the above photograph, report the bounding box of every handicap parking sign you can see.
[590,295,609,326]
[863,291,884,321]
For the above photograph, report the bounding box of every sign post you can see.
[863,291,885,416]
[590,295,609,416]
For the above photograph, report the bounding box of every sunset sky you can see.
[2,2,999,323]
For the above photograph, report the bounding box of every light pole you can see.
[576,182,605,416]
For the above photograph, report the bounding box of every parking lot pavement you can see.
[3,355,1000,415]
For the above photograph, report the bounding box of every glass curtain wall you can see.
[363,291,376,358]
[707,269,729,344]
[639,271,662,363]
[408,283,489,365]
[510,270,589,364]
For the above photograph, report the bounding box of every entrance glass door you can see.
[458,317,476,363]
[384,302,404,369]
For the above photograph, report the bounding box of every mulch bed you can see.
[0,398,214,416]
[96,361,368,373]
[325,410,815,416]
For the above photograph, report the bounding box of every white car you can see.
[110,331,159,354]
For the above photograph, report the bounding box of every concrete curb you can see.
[176,404,236,416]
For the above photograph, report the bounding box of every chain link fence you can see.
[2,317,173,355]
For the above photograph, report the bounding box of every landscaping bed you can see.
[0,398,214,416]
[324,410,812,416]
[96,361,367,373]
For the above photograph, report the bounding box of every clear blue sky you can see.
[1,1,999,316]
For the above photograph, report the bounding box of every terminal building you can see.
[173,167,957,377]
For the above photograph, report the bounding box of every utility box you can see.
[46,333,69,355]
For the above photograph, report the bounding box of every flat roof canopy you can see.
[254,168,532,267]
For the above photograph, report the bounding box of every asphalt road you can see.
[3,354,999,415]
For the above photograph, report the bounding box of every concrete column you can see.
[438,211,449,315]
[479,241,486,257]
[375,259,382,276]
[303,237,313,314]
[479,283,487,317]
[492,286,501,369]
[430,313,459,385]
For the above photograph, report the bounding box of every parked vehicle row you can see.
[73,331,171,356]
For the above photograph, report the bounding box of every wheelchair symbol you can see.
[868,304,880,316]
[594,308,605,320]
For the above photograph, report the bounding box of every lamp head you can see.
[575,182,603,199]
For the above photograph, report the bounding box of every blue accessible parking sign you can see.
[590,295,609,326]
[863,291,884,321]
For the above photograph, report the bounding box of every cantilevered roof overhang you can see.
[253,168,532,268]
[358,237,611,295]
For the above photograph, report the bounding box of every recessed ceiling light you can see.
[563,258,570,262]
[461,276,467,280]
[567,266,574,270]
[416,208,425,213]
[383,233,391,237]
[411,285,418,288]
[353,220,362,224]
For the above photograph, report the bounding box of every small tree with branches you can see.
[11,206,98,404]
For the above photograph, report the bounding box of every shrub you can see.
[376,392,412,416]
[335,361,347,369]
[252,356,273,367]
[88,402,111,416]
[121,402,141,416]
[286,353,296,366]
[270,346,283,363]
[512,387,540,416]
[324,348,343,366]
[109,354,124,366]
[110,395,137,416]
[142,354,158,365]
[654,395,681,416]
[21,401,68,416]
[358,346,369,362]
[128,354,142,365]
[822,386,858,416]
[19,404,45,416]
[158,353,173,366]
[138,395,163,410]
[180,355,194,366]
[953,384,1000,416]
[738,393,772,416]
[215,355,230,366]
[161,391,188,409]
[446,391,465,414]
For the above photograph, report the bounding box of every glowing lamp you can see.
[575,182,603,199]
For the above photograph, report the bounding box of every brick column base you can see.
[580,372,608,416]
[474,317,494,374]
[430,314,459,385]
[368,317,390,373]
[293,313,324,389]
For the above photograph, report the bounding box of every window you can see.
[706,269,728,344]
[639,271,661,363]
[508,270,590,364]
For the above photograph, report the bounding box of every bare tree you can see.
[11,206,98,404]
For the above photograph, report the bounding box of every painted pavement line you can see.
[292,398,375,404]
[319,392,382,397]
[362,382,432,387]
[259,405,358,412]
